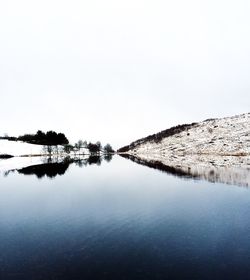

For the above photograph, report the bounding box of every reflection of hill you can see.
[121,154,250,188]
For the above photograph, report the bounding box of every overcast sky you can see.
[0,0,249,148]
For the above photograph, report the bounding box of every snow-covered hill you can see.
[119,113,250,168]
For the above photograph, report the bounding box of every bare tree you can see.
[63,144,74,154]
[42,145,53,156]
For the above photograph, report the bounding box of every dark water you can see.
[1,156,250,280]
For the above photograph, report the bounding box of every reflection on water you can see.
[1,156,250,280]
[3,153,249,188]
[88,155,102,165]
[104,154,113,162]
[17,161,72,178]
[2,155,113,179]
[120,154,250,187]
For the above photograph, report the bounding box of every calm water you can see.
[0,155,250,280]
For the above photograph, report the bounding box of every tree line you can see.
[0,130,115,156]
[63,140,114,155]
[0,130,68,146]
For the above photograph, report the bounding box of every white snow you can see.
[126,113,250,186]
[0,140,44,156]
[129,113,250,167]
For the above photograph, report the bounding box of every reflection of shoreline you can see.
[1,155,114,179]
[120,154,250,188]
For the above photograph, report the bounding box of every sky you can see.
[0,0,250,149]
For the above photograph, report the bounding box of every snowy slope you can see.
[122,113,250,168]
[0,140,44,156]
[0,140,90,157]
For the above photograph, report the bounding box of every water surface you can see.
[0,155,250,279]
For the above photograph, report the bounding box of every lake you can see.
[0,155,250,280]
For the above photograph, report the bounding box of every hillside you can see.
[118,113,250,169]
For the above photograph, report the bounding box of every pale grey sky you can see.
[0,0,249,148]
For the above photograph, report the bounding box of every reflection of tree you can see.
[74,159,87,168]
[17,161,72,179]
[104,154,113,162]
[88,155,102,165]
[75,155,111,166]
[3,170,14,177]
[2,155,114,179]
